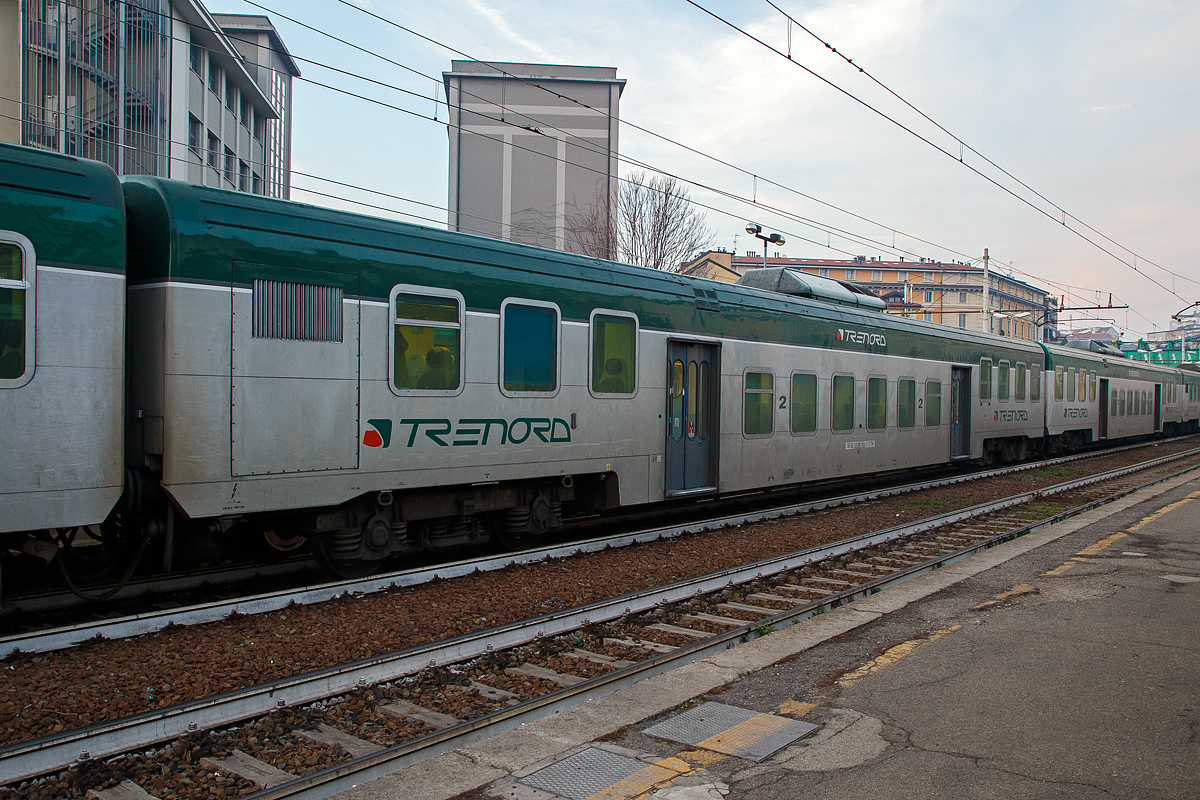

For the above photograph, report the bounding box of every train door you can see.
[1099,379,1109,439]
[1154,384,1162,432]
[230,262,361,477]
[665,342,718,496]
[950,366,971,459]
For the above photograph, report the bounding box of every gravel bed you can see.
[2,443,1197,751]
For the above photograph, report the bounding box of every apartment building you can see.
[1,0,297,197]
[682,251,1055,342]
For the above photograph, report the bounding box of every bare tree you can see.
[566,171,715,271]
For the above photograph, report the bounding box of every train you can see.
[2,141,1198,596]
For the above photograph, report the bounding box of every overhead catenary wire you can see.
[681,0,1189,302]
[20,0,900,260]
[759,0,1196,292]
[312,0,978,263]
[243,0,944,263]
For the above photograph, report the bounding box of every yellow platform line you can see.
[586,758,688,800]
[1045,490,1200,576]
[693,712,799,757]
[838,626,960,689]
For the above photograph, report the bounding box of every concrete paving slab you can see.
[335,751,505,800]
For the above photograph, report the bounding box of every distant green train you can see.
[2,142,1197,593]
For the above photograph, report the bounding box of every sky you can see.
[215,0,1200,336]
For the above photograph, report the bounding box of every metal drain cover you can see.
[519,747,684,800]
[643,701,819,762]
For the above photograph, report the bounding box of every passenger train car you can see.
[2,142,1198,589]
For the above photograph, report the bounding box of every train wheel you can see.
[487,509,543,552]
[311,533,382,580]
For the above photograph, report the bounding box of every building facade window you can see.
[958,313,966,328]
[206,131,219,167]
[960,292,967,303]
[924,271,935,282]
[209,60,220,94]
[225,75,236,111]
[923,312,932,322]
[818,268,830,278]
[845,269,855,281]
[924,291,933,303]
[872,270,882,281]
[190,39,202,74]
[188,115,202,156]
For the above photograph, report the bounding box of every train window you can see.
[590,312,637,396]
[743,371,774,436]
[687,362,698,438]
[925,381,942,427]
[0,237,33,385]
[669,360,684,440]
[698,362,710,440]
[980,359,992,400]
[868,377,887,430]
[1031,365,1040,402]
[1015,363,1026,401]
[1078,370,1086,402]
[831,375,855,432]
[898,379,916,428]
[501,299,559,395]
[998,360,1010,401]
[1090,372,1097,402]
[390,288,463,394]
[1054,366,1064,401]
[790,373,817,434]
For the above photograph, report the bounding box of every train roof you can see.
[1041,340,1185,381]
[122,174,1043,365]
[0,142,125,275]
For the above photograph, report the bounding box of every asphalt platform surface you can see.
[341,470,1200,800]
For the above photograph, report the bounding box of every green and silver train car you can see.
[1042,343,1187,445]
[3,138,1197,585]
[120,176,1057,571]
[0,144,126,536]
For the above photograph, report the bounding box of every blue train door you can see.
[950,366,970,459]
[665,342,718,496]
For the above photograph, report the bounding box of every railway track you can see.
[3,436,1194,657]
[3,442,1200,798]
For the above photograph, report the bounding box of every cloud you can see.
[461,0,551,59]
[1089,103,1131,112]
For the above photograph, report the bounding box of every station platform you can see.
[341,471,1200,800]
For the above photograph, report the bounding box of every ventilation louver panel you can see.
[252,279,343,342]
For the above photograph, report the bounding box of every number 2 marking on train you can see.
[779,396,787,409]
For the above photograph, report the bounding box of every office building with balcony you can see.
[1,0,297,197]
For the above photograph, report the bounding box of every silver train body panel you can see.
[0,265,124,532]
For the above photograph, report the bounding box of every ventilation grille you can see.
[252,279,343,342]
